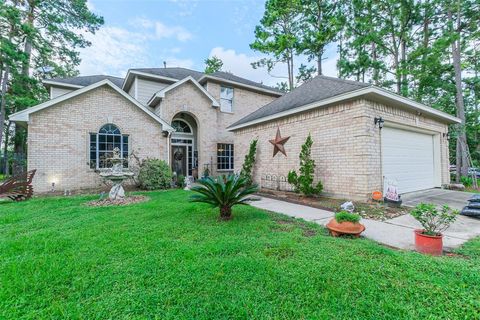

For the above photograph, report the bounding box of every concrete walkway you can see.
[401,188,475,210]
[251,196,480,251]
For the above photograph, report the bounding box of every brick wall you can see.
[28,85,167,193]
[154,81,277,174]
[233,99,451,200]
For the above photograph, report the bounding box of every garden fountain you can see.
[100,147,134,200]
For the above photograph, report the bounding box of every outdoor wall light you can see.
[162,130,169,137]
[51,182,56,193]
[374,117,385,129]
[443,132,451,139]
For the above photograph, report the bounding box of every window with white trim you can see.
[172,120,192,134]
[89,124,129,169]
[220,86,234,112]
[217,143,234,170]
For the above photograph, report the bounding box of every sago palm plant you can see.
[190,175,259,220]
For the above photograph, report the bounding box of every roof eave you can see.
[42,80,84,89]
[198,75,283,97]
[228,87,460,131]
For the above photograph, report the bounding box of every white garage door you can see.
[382,127,436,194]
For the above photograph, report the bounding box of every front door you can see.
[171,145,187,176]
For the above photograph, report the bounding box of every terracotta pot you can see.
[326,218,365,237]
[414,229,443,256]
[372,191,383,201]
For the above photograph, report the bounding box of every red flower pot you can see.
[414,229,443,256]
[326,219,365,237]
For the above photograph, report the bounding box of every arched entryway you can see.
[171,112,198,179]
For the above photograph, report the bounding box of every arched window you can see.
[89,124,129,169]
[172,120,192,134]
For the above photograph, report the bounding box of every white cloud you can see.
[129,18,192,42]
[86,0,95,11]
[209,47,287,86]
[154,22,192,42]
[78,27,147,76]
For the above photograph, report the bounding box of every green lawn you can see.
[1,190,479,319]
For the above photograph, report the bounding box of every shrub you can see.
[410,203,458,236]
[138,159,172,190]
[177,174,185,188]
[240,139,258,187]
[288,134,323,196]
[190,175,259,220]
[461,176,473,187]
[335,211,361,223]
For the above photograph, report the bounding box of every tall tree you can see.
[204,56,223,74]
[250,0,301,90]
[0,0,103,173]
[298,0,343,75]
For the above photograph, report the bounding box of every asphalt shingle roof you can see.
[47,75,124,88]
[130,67,282,93]
[230,75,371,128]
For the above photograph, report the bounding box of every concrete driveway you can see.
[401,188,474,210]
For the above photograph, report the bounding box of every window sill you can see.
[217,169,234,172]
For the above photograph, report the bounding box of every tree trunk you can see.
[3,121,11,176]
[317,48,323,75]
[400,39,408,96]
[0,67,8,157]
[372,42,379,85]
[450,5,469,182]
[219,206,232,220]
[418,5,430,101]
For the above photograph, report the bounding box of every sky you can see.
[80,0,339,86]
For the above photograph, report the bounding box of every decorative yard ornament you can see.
[269,127,290,157]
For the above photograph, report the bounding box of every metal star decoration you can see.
[269,127,290,157]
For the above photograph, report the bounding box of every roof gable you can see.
[147,76,220,107]
[10,80,174,131]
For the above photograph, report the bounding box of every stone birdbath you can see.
[100,147,134,200]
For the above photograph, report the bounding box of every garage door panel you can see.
[382,127,435,194]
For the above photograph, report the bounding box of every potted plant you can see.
[326,211,365,237]
[410,203,458,256]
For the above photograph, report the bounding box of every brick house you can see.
[10,68,281,192]
[10,69,459,198]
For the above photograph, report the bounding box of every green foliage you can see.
[461,176,473,187]
[190,175,259,220]
[335,211,361,224]
[137,159,172,190]
[0,0,104,157]
[410,203,459,236]
[177,174,185,188]
[204,55,223,74]
[240,139,258,187]
[298,0,344,76]
[288,134,323,196]
[250,0,302,90]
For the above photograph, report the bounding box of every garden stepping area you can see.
[251,196,480,251]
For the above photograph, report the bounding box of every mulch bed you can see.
[86,195,149,207]
[258,189,408,221]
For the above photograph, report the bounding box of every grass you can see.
[1,190,479,319]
